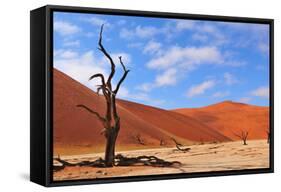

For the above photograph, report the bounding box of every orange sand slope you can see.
[53,68,231,154]
[173,101,269,140]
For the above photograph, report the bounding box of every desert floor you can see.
[53,140,269,181]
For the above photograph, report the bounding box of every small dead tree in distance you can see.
[160,139,165,146]
[171,138,191,152]
[135,134,145,145]
[233,130,249,145]
[77,24,129,167]
[266,130,270,144]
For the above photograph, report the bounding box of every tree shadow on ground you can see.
[53,154,181,172]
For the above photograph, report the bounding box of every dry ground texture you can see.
[53,140,269,181]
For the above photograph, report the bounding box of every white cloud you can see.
[239,97,252,103]
[88,17,106,26]
[137,68,178,92]
[155,68,177,86]
[82,16,111,28]
[137,83,154,92]
[200,23,228,46]
[147,46,223,70]
[192,33,208,42]
[175,20,195,31]
[224,72,238,85]
[258,42,269,54]
[54,49,132,93]
[127,42,143,48]
[54,21,81,36]
[250,86,269,98]
[118,87,165,106]
[187,80,216,97]
[143,40,162,55]
[220,22,269,54]
[54,51,108,90]
[63,40,80,47]
[212,91,230,98]
[105,52,131,68]
[120,28,134,39]
[136,26,158,38]
[120,25,158,39]
[54,49,79,59]
[200,24,217,33]
[174,21,227,45]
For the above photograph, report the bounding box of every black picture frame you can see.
[30,4,274,187]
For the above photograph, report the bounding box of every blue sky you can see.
[53,11,270,109]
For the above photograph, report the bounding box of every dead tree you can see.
[53,154,181,171]
[266,130,270,144]
[77,24,129,167]
[171,138,190,152]
[135,134,145,145]
[160,139,165,146]
[234,130,249,145]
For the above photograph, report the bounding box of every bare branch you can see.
[114,56,130,94]
[89,73,106,86]
[98,24,115,86]
[96,86,103,96]
[233,130,249,145]
[76,104,106,124]
[171,137,183,146]
[118,56,127,72]
[233,132,243,139]
[96,84,112,95]
[171,138,190,152]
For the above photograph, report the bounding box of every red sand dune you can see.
[53,69,230,154]
[173,101,269,140]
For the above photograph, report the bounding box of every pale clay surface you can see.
[53,140,269,181]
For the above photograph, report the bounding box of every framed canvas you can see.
[30,5,274,187]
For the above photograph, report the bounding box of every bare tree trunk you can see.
[104,116,120,166]
[77,25,129,167]
[104,127,118,166]
[233,130,249,145]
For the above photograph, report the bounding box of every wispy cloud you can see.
[250,86,269,98]
[239,97,252,103]
[221,22,269,54]
[258,42,269,55]
[192,33,208,42]
[212,91,230,98]
[147,46,223,70]
[54,21,81,36]
[54,50,108,90]
[143,40,162,55]
[155,68,178,86]
[224,72,238,85]
[118,87,165,106]
[63,40,80,47]
[54,49,132,92]
[187,80,216,97]
[82,16,112,28]
[54,49,78,59]
[107,52,132,68]
[120,25,159,39]
[137,68,178,92]
[175,20,196,31]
